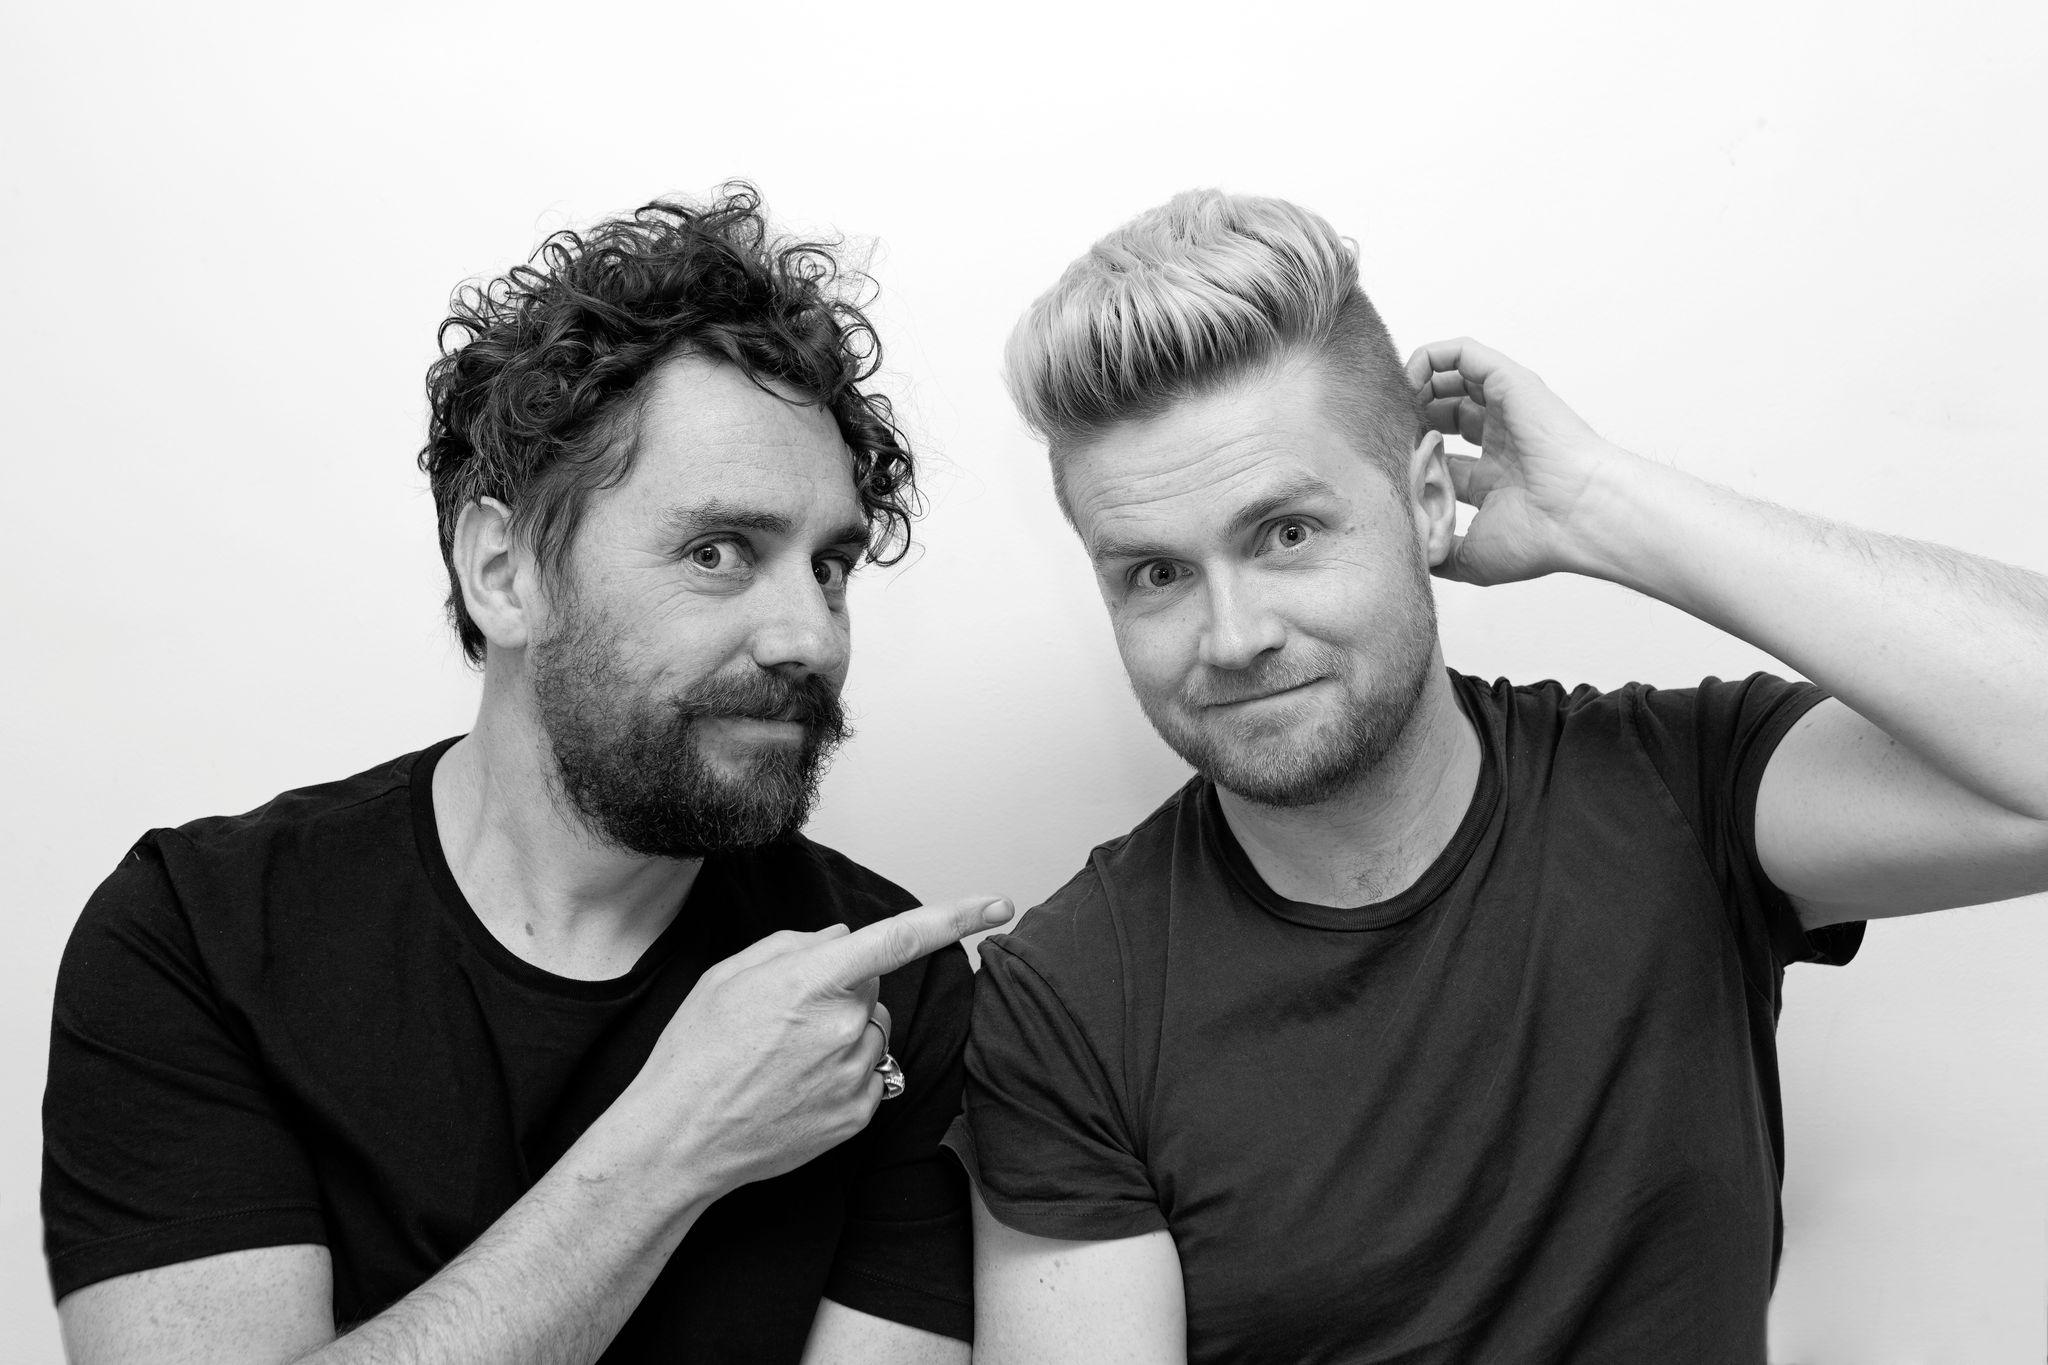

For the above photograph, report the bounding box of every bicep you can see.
[1757,699,2048,926]
[970,1187,1185,1365]
[800,1298,968,1365]
[59,1245,334,1365]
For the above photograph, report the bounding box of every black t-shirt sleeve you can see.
[1626,673,1865,971]
[42,836,326,1300]
[821,941,976,1341]
[945,902,1165,1243]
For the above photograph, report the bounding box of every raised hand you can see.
[1407,337,1630,586]
[620,895,1014,1194]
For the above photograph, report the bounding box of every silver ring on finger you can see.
[875,1051,906,1101]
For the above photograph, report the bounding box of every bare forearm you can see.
[1576,454,2048,818]
[300,1117,717,1365]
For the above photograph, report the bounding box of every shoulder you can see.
[72,744,444,946]
[1457,670,1728,774]
[1457,670,1631,737]
[1460,670,1826,841]
[977,782,1199,1028]
[1460,670,1818,735]
[126,744,440,902]
[54,745,449,1094]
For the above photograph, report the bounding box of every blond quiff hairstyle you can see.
[1004,190,1417,501]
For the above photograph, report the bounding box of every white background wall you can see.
[3,2,2044,1360]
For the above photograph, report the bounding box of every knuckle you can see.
[879,920,921,967]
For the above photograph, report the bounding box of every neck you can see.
[434,671,701,981]
[1216,663,1481,908]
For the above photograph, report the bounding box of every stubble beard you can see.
[528,596,849,860]
[1140,564,1440,810]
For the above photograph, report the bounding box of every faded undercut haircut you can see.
[420,184,918,664]
[1004,189,1419,511]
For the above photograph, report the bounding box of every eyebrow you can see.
[1090,472,1343,563]
[662,499,870,552]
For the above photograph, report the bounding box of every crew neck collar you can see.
[408,736,716,1000]
[1204,671,1502,932]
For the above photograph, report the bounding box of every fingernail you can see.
[980,898,1014,925]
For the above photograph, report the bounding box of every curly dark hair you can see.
[419,183,920,664]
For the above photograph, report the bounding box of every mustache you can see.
[672,671,848,736]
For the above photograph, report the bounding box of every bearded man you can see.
[948,191,2048,1363]
[42,187,1008,1365]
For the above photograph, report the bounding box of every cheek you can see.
[1287,556,1410,629]
[824,614,853,685]
[608,599,747,683]
[1111,609,1193,696]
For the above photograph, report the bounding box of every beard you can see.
[529,599,849,860]
[1137,559,1439,809]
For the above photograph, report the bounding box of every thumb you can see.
[1447,453,1513,507]
[1429,532,1483,585]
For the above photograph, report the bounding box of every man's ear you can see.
[453,497,536,651]
[1408,432,1458,568]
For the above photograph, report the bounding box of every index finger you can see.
[1404,336,1515,392]
[810,896,1015,990]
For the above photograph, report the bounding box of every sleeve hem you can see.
[821,1271,974,1344]
[48,1204,327,1301]
[1726,683,1867,968]
[974,1190,1170,1242]
[942,1116,1167,1243]
[975,940,1145,1152]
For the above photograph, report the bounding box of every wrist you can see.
[571,1092,732,1241]
[1560,447,1706,595]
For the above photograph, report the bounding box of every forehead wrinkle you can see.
[1082,439,1337,565]
[594,436,863,568]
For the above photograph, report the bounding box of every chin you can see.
[1159,684,1419,808]
[1153,720,1335,805]
[1207,750,1364,809]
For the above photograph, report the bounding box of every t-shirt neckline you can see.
[408,735,716,1001]
[1203,670,1503,932]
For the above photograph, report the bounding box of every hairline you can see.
[1048,343,1415,526]
[512,347,870,597]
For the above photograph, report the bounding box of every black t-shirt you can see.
[950,673,1863,1365]
[43,737,973,1356]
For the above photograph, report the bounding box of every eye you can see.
[1134,561,1187,591]
[814,554,857,591]
[1261,518,1314,552]
[683,538,750,575]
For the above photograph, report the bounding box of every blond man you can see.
[947,192,2048,1364]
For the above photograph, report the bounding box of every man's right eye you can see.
[684,538,749,574]
[1135,561,1185,591]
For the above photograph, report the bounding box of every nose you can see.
[1196,570,1285,672]
[749,564,849,679]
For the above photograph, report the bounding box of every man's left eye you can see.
[814,556,856,590]
[1262,519,1314,551]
